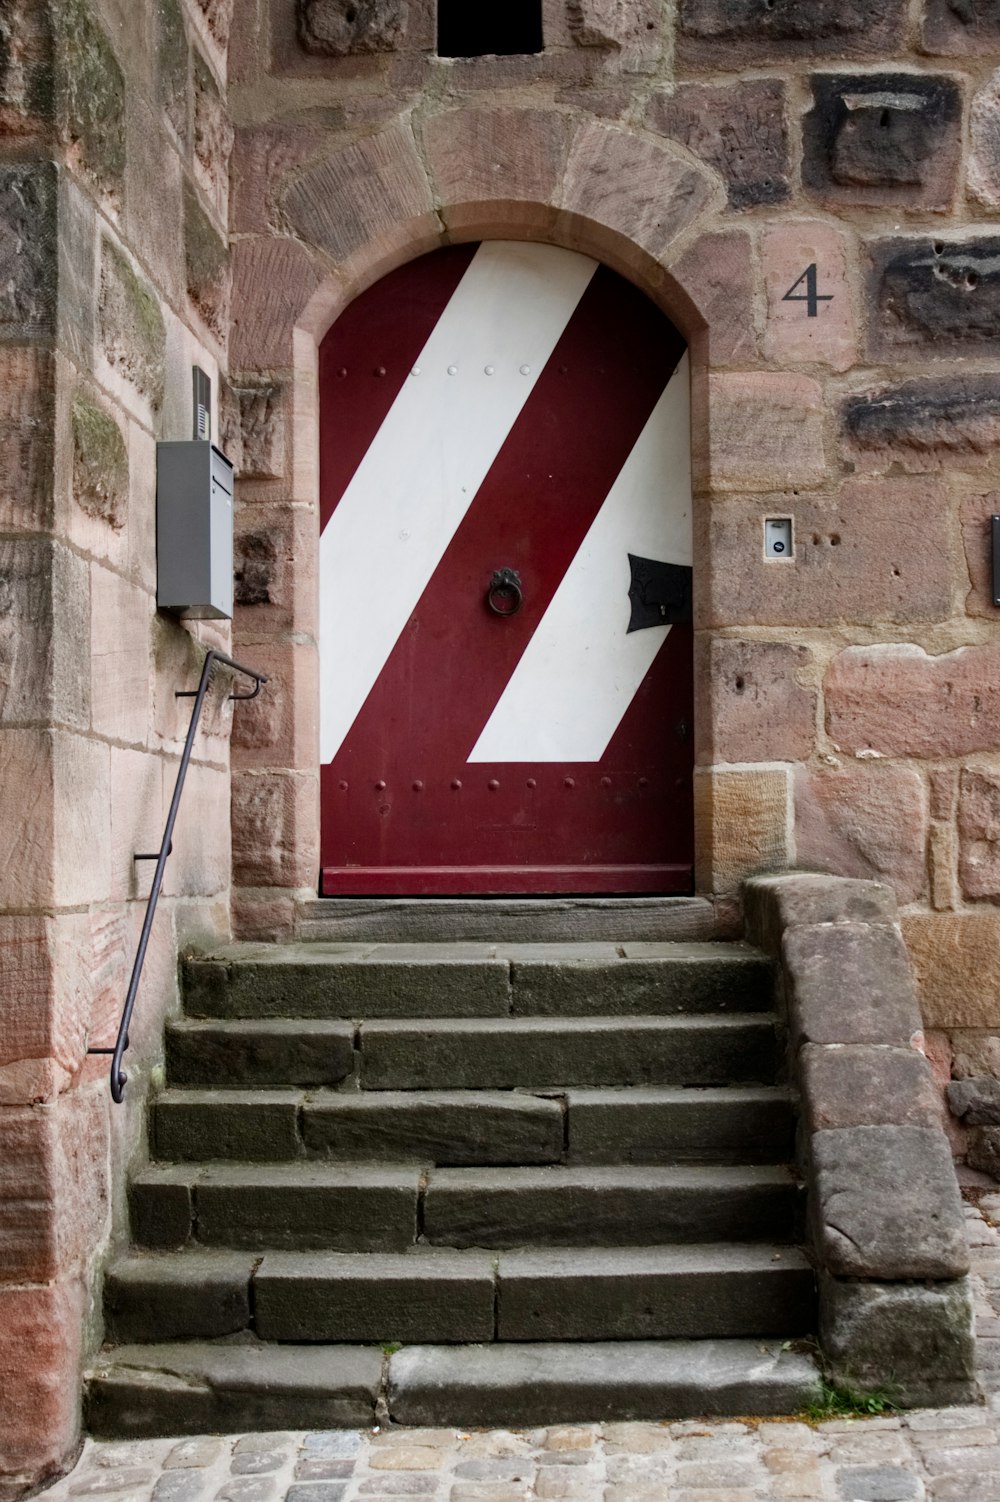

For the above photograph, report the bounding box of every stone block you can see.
[762,221,856,371]
[421,108,571,237]
[668,231,756,366]
[511,943,774,1016]
[801,1044,942,1132]
[129,1166,194,1248]
[230,124,328,236]
[234,505,316,636]
[843,374,1000,476]
[0,1277,86,1482]
[647,79,789,210]
[0,162,56,339]
[0,539,89,730]
[959,768,1000,898]
[803,72,962,211]
[677,0,908,64]
[924,0,1000,55]
[947,1076,1000,1125]
[0,730,110,909]
[194,1163,420,1252]
[696,639,816,765]
[155,1090,302,1161]
[694,767,790,894]
[868,236,1000,360]
[963,491,1000,618]
[904,912,1000,1029]
[232,770,318,889]
[105,1253,254,1342]
[819,1273,976,1408]
[98,237,166,413]
[0,0,53,138]
[71,388,128,532]
[970,69,1000,210]
[193,49,232,225]
[90,564,151,746]
[743,874,898,955]
[231,640,318,773]
[230,237,323,373]
[952,1029,1000,1078]
[793,765,927,905]
[298,0,408,54]
[0,346,54,532]
[565,0,662,54]
[254,1250,496,1342]
[566,1085,793,1165]
[557,121,716,267]
[184,182,229,346]
[0,915,94,1089]
[54,0,125,201]
[223,381,288,480]
[811,1126,967,1279]
[163,761,231,900]
[698,478,952,628]
[194,0,231,51]
[157,0,190,148]
[283,123,435,267]
[782,923,921,1048]
[303,1089,564,1165]
[826,643,1000,759]
[966,1125,1000,1177]
[166,1018,354,1089]
[108,746,161,903]
[704,374,825,492]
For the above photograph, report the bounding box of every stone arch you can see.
[230,106,747,934]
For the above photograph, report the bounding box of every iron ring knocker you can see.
[487,568,523,617]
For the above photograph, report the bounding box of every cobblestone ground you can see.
[40,1199,1000,1502]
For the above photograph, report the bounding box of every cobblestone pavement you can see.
[40,1199,1000,1502]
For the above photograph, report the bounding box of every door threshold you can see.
[297,894,734,944]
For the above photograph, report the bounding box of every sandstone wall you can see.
[225,0,1000,1109]
[0,0,235,1494]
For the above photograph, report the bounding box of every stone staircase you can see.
[86,939,821,1433]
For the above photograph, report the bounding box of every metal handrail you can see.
[89,649,267,1102]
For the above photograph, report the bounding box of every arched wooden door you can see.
[318,241,693,895]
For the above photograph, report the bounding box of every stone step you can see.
[152,1085,793,1166]
[85,1339,821,1436]
[129,1162,801,1252]
[165,1018,356,1090]
[360,1015,779,1090]
[103,1244,814,1345]
[422,1165,802,1249]
[182,942,773,1021]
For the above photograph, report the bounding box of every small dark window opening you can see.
[437,0,543,57]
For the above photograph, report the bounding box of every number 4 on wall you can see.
[782,264,834,318]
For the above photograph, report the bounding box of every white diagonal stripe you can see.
[319,241,598,764]
[469,353,692,764]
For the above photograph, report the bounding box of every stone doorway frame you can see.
[229,109,773,938]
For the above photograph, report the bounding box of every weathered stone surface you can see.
[566,0,662,51]
[744,874,898,955]
[303,1090,564,1166]
[801,1045,942,1132]
[0,729,110,909]
[959,768,1000,899]
[0,540,89,730]
[507,944,772,1017]
[154,1091,302,1162]
[695,767,790,894]
[811,1126,968,1279]
[129,1167,193,1249]
[421,108,570,234]
[0,346,54,531]
[704,374,825,491]
[98,237,166,411]
[557,121,716,264]
[781,923,921,1048]
[0,0,53,136]
[699,479,952,628]
[952,1029,1000,1079]
[231,769,316,889]
[696,638,816,764]
[967,1125,1000,1176]
[157,0,189,146]
[819,1274,976,1408]
[970,68,1000,210]
[904,913,1000,1029]
[230,238,322,372]
[0,1278,86,1480]
[648,79,789,210]
[255,1251,496,1342]
[298,0,408,54]
[868,236,1000,359]
[90,564,150,746]
[761,221,856,370]
[803,73,961,210]
[104,1254,254,1343]
[184,183,229,344]
[678,0,908,63]
[361,1015,778,1091]
[669,230,756,366]
[423,1164,798,1249]
[55,0,125,198]
[193,1163,420,1252]
[167,1018,354,1088]
[71,390,128,529]
[924,0,1000,55]
[843,374,1000,474]
[284,123,434,265]
[947,1075,1000,1125]
[566,1086,793,1165]
[193,49,232,223]
[826,643,1000,759]
[794,765,927,904]
[223,383,287,480]
[962,491,1000,619]
[0,162,56,339]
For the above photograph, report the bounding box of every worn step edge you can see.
[85,1338,821,1437]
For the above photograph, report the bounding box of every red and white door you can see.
[318,241,693,896]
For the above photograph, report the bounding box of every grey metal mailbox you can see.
[156,441,234,620]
